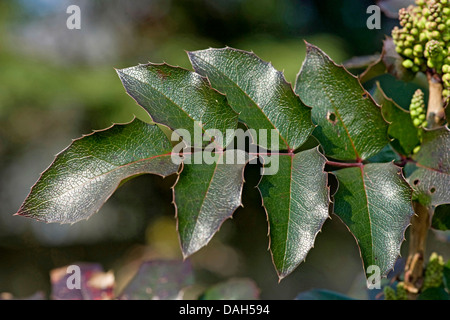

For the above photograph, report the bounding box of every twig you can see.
[426,71,446,128]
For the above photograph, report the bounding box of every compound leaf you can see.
[16,119,179,223]
[295,42,389,161]
[188,47,314,151]
[333,163,414,277]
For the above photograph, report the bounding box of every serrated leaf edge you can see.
[187,46,315,151]
[256,146,331,281]
[332,162,414,278]
[171,152,255,259]
[295,41,390,161]
[116,62,239,150]
[15,117,178,223]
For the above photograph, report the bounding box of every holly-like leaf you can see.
[295,43,389,161]
[116,63,239,149]
[118,260,194,300]
[406,127,450,207]
[373,82,420,155]
[200,278,260,300]
[16,119,179,223]
[188,47,314,151]
[258,148,330,279]
[174,150,254,257]
[333,163,414,276]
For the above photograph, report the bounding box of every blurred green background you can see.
[1,0,448,299]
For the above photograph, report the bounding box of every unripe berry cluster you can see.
[423,252,445,290]
[392,0,450,98]
[410,89,428,128]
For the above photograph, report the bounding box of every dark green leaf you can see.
[418,286,450,300]
[366,144,401,163]
[295,43,389,161]
[432,205,450,231]
[175,150,253,257]
[258,148,330,279]
[295,289,355,300]
[333,163,414,276]
[118,260,194,300]
[406,127,450,206]
[117,63,239,149]
[372,82,420,155]
[444,260,450,291]
[188,47,314,151]
[16,119,178,223]
[200,278,260,300]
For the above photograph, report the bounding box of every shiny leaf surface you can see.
[117,63,239,148]
[174,150,253,257]
[373,82,420,155]
[295,43,389,161]
[188,47,314,151]
[258,148,330,279]
[406,127,450,207]
[333,163,414,276]
[17,120,178,223]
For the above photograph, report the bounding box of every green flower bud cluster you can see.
[423,252,445,290]
[410,88,427,153]
[392,0,450,98]
[383,282,408,300]
[410,89,428,128]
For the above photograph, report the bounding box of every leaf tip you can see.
[303,40,319,53]
[181,251,190,261]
